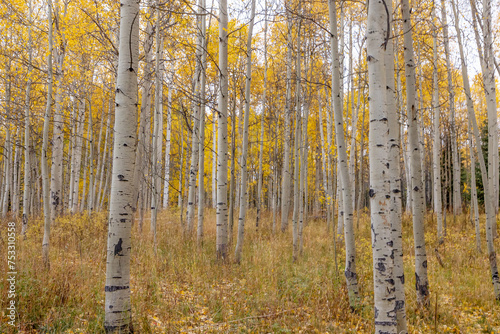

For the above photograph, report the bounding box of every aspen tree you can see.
[383,3,407,331]
[468,117,481,252]
[104,0,139,330]
[212,113,217,208]
[216,0,229,260]
[151,4,163,243]
[41,0,54,267]
[234,0,256,263]
[367,0,397,331]
[440,0,461,215]
[256,0,268,230]
[132,1,154,218]
[292,20,302,262]
[402,0,429,307]
[163,86,173,208]
[328,0,358,307]
[451,0,500,300]
[431,2,443,243]
[12,130,20,215]
[281,15,293,233]
[22,0,33,235]
[197,0,208,243]
[482,0,498,223]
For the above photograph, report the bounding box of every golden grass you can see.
[1,208,499,333]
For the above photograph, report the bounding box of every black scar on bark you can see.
[105,285,129,292]
[376,261,386,272]
[114,238,123,256]
[422,260,427,268]
[395,300,405,311]
[369,189,375,197]
[415,272,429,301]
[413,186,419,191]
[118,174,125,181]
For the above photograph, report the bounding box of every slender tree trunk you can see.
[234,0,256,264]
[256,1,267,230]
[104,0,139,330]
[22,0,33,234]
[440,0,461,216]
[212,112,217,208]
[197,0,208,244]
[151,5,164,242]
[41,0,54,267]
[451,0,500,299]
[216,0,229,260]
[432,4,443,244]
[402,0,430,307]
[468,117,481,253]
[280,16,293,233]
[482,0,499,226]
[386,4,406,331]
[163,87,173,208]
[328,0,359,307]
[292,20,302,262]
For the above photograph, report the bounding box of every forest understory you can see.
[1,209,499,334]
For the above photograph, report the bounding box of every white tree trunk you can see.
[292,21,302,262]
[22,0,33,234]
[41,0,53,267]
[104,0,139,330]
[216,0,229,260]
[385,3,406,331]
[256,1,268,230]
[482,0,499,225]
[366,0,397,331]
[234,0,256,264]
[440,0,461,216]
[212,112,217,208]
[197,1,207,243]
[403,0,430,307]
[280,16,293,233]
[451,0,500,299]
[328,0,359,307]
[431,5,443,243]
[151,5,164,242]
[163,87,173,208]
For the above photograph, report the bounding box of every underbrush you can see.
[1,209,499,333]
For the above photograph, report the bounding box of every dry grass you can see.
[1,208,499,333]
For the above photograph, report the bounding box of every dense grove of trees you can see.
[0,0,499,332]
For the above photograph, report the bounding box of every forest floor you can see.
[1,208,500,333]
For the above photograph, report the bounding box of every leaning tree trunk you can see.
[367,0,397,331]
[216,0,229,260]
[104,0,139,331]
[234,0,256,264]
[451,0,500,299]
[328,0,359,308]
[41,0,54,268]
[402,0,430,308]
